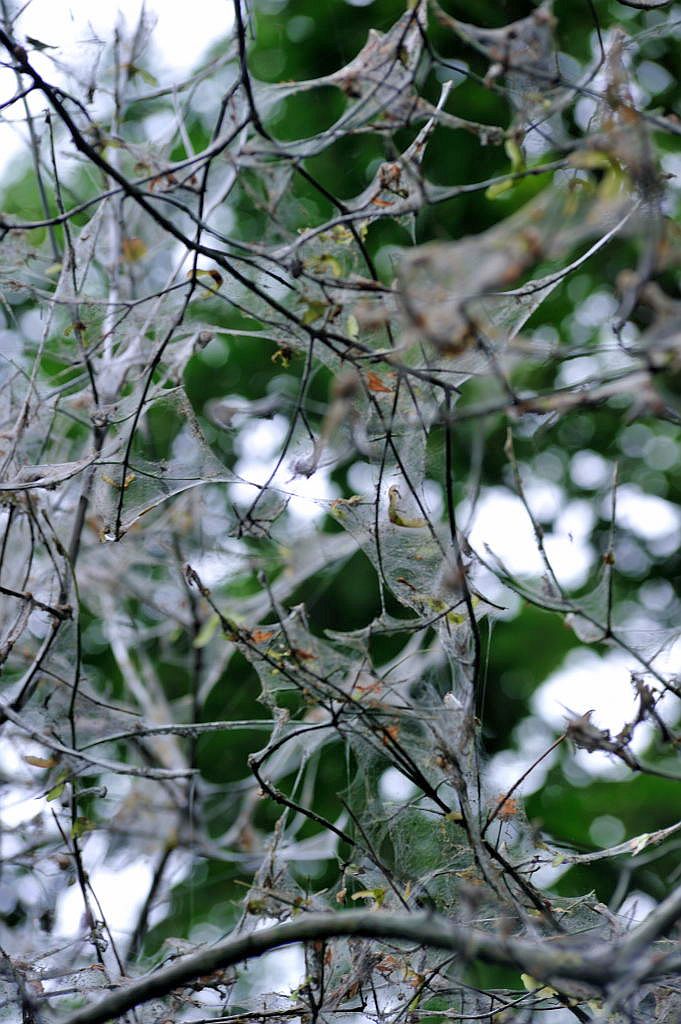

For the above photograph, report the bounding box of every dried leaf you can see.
[366,371,392,393]
[251,629,275,644]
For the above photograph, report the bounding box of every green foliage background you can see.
[1,0,680,1015]
[99,0,681,944]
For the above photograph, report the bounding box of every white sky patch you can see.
[0,782,47,829]
[532,648,656,776]
[0,0,232,174]
[485,718,559,797]
[556,498,596,539]
[379,767,418,802]
[232,455,338,521]
[612,484,681,542]
[646,635,681,725]
[466,487,594,588]
[0,735,57,830]
[56,858,155,937]
[575,290,618,328]
[639,577,675,613]
[527,857,571,891]
[236,415,290,460]
[12,0,229,77]
[556,355,599,387]
[637,59,674,96]
[185,549,245,588]
[570,449,612,490]
[347,460,374,494]
[0,2,677,996]
[489,636,676,791]
[473,566,522,620]
[617,890,657,927]
[651,632,681,675]
[0,741,185,942]
[523,479,563,521]
[55,832,155,938]
[236,919,305,998]
[422,479,443,520]
[230,415,340,520]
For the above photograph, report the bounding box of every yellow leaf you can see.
[101,471,136,490]
[598,166,626,201]
[630,832,652,855]
[387,486,427,528]
[331,494,362,508]
[23,755,59,769]
[316,254,342,277]
[346,314,359,340]
[520,974,558,998]
[272,346,293,367]
[567,150,613,170]
[302,301,327,325]
[187,267,223,287]
[351,888,386,907]
[486,139,524,201]
[121,237,147,262]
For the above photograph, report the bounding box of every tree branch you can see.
[62,909,646,1024]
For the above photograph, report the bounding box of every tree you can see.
[0,0,680,1020]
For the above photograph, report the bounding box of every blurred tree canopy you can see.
[0,0,680,1021]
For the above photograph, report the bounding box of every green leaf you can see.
[128,64,159,87]
[485,139,526,200]
[194,613,220,648]
[504,138,525,174]
[351,887,386,907]
[25,35,57,50]
[301,301,327,325]
[485,179,514,200]
[71,816,94,839]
